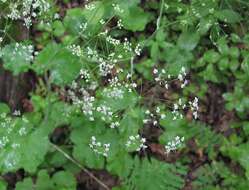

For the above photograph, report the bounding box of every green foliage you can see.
[0,180,7,190]
[193,161,249,190]
[0,111,49,173]
[15,170,76,190]
[34,43,81,85]
[215,9,242,24]
[0,0,249,189]
[177,31,200,51]
[124,158,187,190]
[0,43,33,75]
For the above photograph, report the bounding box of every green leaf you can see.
[199,64,219,83]
[150,42,160,60]
[119,6,151,32]
[16,170,77,190]
[0,179,7,190]
[218,57,229,71]
[0,103,10,114]
[64,1,106,35]
[15,178,33,190]
[230,47,239,59]
[0,43,33,75]
[119,107,144,137]
[97,88,138,112]
[34,43,81,86]
[221,143,249,180]
[63,8,86,35]
[135,59,155,80]
[159,113,188,144]
[203,50,220,64]
[177,31,200,51]
[70,120,106,169]
[36,170,55,190]
[52,171,76,190]
[215,9,242,23]
[107,150,134,178]
[125,158,187,190]
[164,46,193,75]
[52,20,65,37]
[197,17,214,35]
[0,114,50,173]
[217,38,229,55]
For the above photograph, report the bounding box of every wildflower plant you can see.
[0,0,248,189]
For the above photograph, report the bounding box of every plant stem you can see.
[51,143,111,190]
[156,0,165,31]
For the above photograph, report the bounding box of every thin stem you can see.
[130,56,134,76]
[156,0,165,31]
[51,143,111,190]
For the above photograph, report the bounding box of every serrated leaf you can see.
[97,88,138,112]
[119,107,144,136]
[15,178,33,190]
[34,43,81,86]
[36,170,55,190]
[64,1,107,35]
[0,128,50,173]
[52,171,76,190]
[125,158,187,190]
[70,120,105,169]
[107,150,133,178]
[0,114,50,173]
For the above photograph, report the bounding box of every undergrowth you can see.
[0,0,249,189]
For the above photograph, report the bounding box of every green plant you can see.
[0,0,249,189]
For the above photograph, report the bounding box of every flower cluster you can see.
[109,121,120,129]
[85,2,96,11]
[153,68,170,89]
[15,43,34,61]
[177,67,188,88]
[117,19,123,29]
[67,68,137,123]
[4,0,50,27]
[134,43,142,56]
[103,87,124,99]
[172,98,186,120]
[96,103,121,128]
[153,66,188,89]
[67,45,83,57]
[89,136,110,157]
[96,105,113,122]
[0,113,28,150]
[125,135,147,152]
[143,107,166,127]
[79,69,91,83]
[165,136,184,154]
[189,97,199,119]
[123,38,133,53]
[0,43,34,63]
[112,3,124,14]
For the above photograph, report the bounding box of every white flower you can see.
[135,43,142,56]
[112,3,124,13]
[89,136,110,157]
[165,136,184,154]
